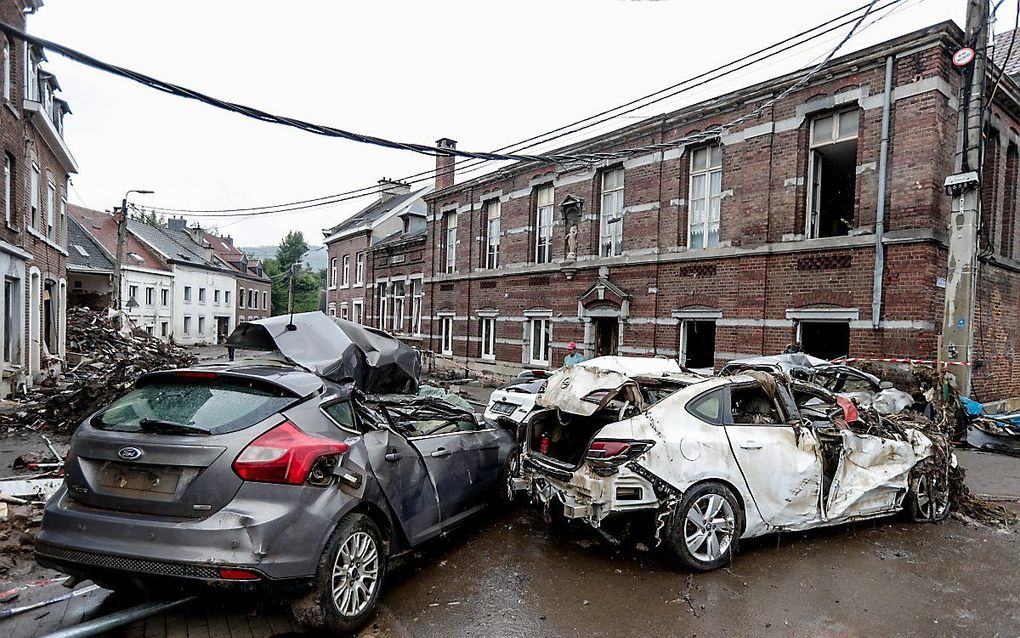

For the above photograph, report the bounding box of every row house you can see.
[200,229,271,321]
[67,206,173,338]
[0,0,75,396]
[410,21,1020,402]
[323,179,430,339]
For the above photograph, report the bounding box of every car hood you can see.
[537,365,644,417]
[225,311,421,393]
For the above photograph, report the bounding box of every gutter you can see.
[872,55,894,329]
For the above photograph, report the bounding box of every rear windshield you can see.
[93,377,297,435]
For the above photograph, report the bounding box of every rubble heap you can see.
[0,306,197,433]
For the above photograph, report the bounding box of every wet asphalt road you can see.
[350,504,1019,638]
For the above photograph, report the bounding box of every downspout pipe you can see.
[872,55,894,329]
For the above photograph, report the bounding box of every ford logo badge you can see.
[118,446,143,461]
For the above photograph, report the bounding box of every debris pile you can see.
[0,306,197,433]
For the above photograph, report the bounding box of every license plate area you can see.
[96,462,184,500]
[492,401,518,416]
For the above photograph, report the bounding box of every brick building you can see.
[0,0,75,396]
[204,231,271,321]
[396,21,1020,402]
[323,179,430,327]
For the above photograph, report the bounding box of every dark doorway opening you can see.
[799,321,850,360]
[216,317,230,344]
[593,318,618,357]
[682,320,716,370]
[811,140,857,238]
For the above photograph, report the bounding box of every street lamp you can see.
[113,189,155,311]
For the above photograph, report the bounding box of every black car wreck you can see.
[34,312,516,634]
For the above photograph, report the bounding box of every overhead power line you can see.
[131,0,903,219]
[134,0,896,221]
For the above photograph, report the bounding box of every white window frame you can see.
[342,255,350,287]
[198,316,206,336]
[355,252,365,284]
[688,144,722,249]
[599,168,624,257]
[440,315,454,355]
[411,278,423,335]
[128,285,138,302]
[392,280,405,333]
[161,288,169,306]
[485,200,500,269]
[2,40,9,103]
[160,321,168,338]
[528,317,552,366]
[145,287,154,305]
[46,179,54,239]
[352,300,363,324]
[183,315,192,335]
[806,109,860,238]
[536,185,554,263]
[262,290,267,310]
[184,286,192,303]
[238,287,245,308]
[377,282,388,330]
[29,163,39,230]
[4,155,11,226]
[480,316,496,360]
[214,289,220,304]
[198,287,206,303]
[445,212,457,274]
[329,257,338,288]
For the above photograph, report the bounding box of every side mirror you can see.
[879,381,894,390]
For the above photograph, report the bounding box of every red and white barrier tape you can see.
[832,357,973,367]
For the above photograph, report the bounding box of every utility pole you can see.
[941,0,988,395]
[113,189,154,312]
[286,262,297,330]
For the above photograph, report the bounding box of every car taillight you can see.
[586,439,655,467]
[218,568,260,580]
[232,421,349,485]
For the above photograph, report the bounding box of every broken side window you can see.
[687,388,724,425]
[729,385,783,425]
[807,109,859,238]
[799,321,850,361]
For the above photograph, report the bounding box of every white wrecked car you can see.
[513,357,953,571]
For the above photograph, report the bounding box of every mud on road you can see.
[356,506,1019,638]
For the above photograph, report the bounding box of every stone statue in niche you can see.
[559,195,583,261]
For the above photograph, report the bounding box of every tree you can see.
[265,232,323,316]
[276,231,309,270]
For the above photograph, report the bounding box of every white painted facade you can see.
[121,267,175,340]
[172,265,236,345]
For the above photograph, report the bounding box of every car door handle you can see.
[430,448,452,458]
[384,452,402,462]
[739,441,763,450]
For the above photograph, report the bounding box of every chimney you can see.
[167,217,187,232]
[378,178,411,202]
[435,138,457,191]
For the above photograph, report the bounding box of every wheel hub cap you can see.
[331,531,379,618]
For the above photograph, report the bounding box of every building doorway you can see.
[799,321,850,360]
[216,317,230,344]
[593,317,618,357]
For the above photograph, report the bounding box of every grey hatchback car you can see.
[35,314,515,634]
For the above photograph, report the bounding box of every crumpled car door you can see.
[362,428,443,545]
[722,383,824,530]
[822,429,933,519]
[537,366,643,417]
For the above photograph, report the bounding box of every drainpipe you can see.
[872,55,894,329]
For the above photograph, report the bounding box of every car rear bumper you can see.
[520,459,658,524]
[37,483,357,583]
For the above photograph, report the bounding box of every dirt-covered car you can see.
[512,357,953,571]
[35,313,515,634]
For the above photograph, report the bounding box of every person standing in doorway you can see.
[563,342,586,366]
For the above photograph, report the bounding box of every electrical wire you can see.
[129,0,904,220]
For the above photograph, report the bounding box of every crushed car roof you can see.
[224,312,421,394]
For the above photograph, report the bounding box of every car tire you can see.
[664,482,743,572]
[907,470,951,522]
[497,446,522,504]
[291,513,387,634]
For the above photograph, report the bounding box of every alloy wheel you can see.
[331,531,380,618]
[505,452,520,502]
[684,493,735,562]
[917,473,950,520]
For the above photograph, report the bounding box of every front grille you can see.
[36,543,220,579]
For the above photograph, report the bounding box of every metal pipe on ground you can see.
[37,596,196,638]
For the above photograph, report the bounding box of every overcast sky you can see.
[26,0,1010,247]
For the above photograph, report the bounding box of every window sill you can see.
[26,226,67,255]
